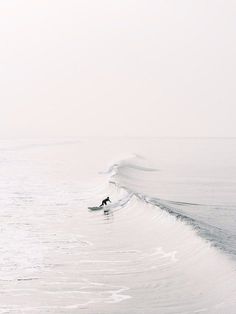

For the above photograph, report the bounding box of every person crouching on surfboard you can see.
[99,197,111,207]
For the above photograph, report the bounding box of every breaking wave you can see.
[106,157,236,258]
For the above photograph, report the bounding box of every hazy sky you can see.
[0,0,235,137]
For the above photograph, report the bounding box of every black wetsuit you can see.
[100,197,111,207]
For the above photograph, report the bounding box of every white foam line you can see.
[194,309,208,313]
[78,259,129,263]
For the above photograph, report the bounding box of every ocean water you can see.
[0,138,236,313]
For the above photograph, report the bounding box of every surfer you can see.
[99,197,111,207]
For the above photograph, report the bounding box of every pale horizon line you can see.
[0,136,236,140]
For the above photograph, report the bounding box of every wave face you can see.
[0,138,236,313]
[111,157,236,258]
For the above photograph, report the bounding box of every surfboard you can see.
[88,206,102,211]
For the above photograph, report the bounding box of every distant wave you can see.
[0,139,82,151]
[101,157,158,176]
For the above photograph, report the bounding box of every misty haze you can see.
[0,1,236,313]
